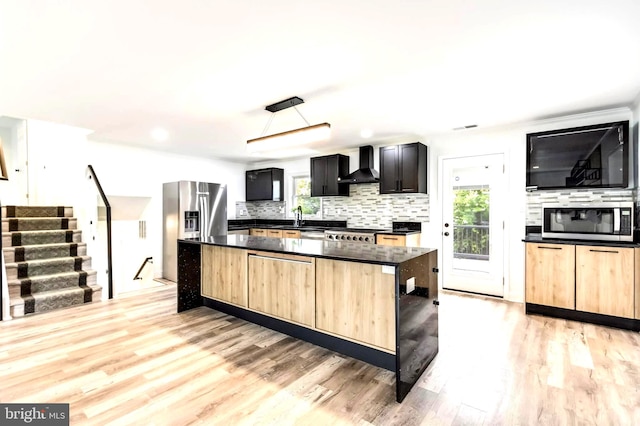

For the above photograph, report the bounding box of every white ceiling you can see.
[1,0,640,162]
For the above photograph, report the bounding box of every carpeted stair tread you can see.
[8,270,98,301]
[2,205,101,317]
[2,217,78,232]
[2,206,73,218]
[3,229,83,247]
[22,288,89,315]
[6,256,92,279]
[3,242,87,263]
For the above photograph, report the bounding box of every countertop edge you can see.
[179,238,436,266]
[522,237,640,248]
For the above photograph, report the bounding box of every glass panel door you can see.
[442,154,505,297]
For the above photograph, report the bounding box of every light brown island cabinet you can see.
[248,251,315,327]
[576,245,635,319]
[177,238,439,403]
[250,228,267,236]
[315,258,396,352]
[376,233,421,247]
[525,243,576,309]
[201,245,248,307]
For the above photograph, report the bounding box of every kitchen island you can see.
[177,235,439,402]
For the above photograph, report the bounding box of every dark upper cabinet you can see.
[310,154,350,197]
[379,142,428,194]
[246,168,284,201]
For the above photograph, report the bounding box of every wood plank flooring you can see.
[1,284,639,425]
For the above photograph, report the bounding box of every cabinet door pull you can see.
[589,249,619,254]
[249,254,312,265]
[538,246,562,250]
[383,237,398,241]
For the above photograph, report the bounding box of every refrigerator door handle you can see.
[199,195,209,240]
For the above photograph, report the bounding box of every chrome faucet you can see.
[294,206,303,227]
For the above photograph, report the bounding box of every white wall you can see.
[10,120,247,282]
[425,107,633,303]
[0,117,27,205]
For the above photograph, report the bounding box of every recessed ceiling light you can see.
[360,129,373,138]
[151,127,169,142]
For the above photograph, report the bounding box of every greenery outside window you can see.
[291,175,321,217]
[453,187,489,260]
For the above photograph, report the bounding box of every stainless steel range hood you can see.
[338,145,379,184]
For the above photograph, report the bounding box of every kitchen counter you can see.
[523,236,640,248]
[376,230,421,236]
[176,237,439,403]
[182,235,434,265]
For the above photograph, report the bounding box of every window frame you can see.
[288,173,321,218]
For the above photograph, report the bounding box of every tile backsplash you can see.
[525,188,635,226]
[322,183,429,229]
[236,183,430,229]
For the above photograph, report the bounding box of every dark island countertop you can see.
[181,235,435,266]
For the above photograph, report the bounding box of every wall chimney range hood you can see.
[338,145,379,184]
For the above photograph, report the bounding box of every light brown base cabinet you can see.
[525,243,575,309]
[201,245,248,307]
[376,233,421,247]
[248,251,315,327]
[250,228,300,239]
[525,242,640,326]
[575,245,635,319]
[315,258,396,352]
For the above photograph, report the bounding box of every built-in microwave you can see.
[542,202,634,242]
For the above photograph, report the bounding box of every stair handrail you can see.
[87,165,113,299]
[133,257,153,280]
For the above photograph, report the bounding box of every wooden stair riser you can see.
[1,206,73,218]
[2,230,83,247]
[2,218,78,232]
[2,243,87,263]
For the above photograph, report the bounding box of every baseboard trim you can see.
[526,303,640,331]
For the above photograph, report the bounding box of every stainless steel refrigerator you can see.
[162,181,227,282]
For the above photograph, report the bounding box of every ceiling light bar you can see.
[247,122,331,152]
[248,96,331,153]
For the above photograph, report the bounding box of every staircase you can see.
[2,206,102,317]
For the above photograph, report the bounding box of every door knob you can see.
[444,232,450,236]
[444,223,450,228]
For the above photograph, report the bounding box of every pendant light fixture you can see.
[247,96,331,152]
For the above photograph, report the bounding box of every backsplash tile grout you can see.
[236,183,430,229]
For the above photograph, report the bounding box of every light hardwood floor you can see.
[1,284,639,425]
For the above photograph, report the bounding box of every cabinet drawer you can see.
[283,230,301,239]
[267,229,283,238]
[376,234,406,246]
[250,228,267,236]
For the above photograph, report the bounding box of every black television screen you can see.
[526,121,629,190]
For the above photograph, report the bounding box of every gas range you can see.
[324,228,383,244]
